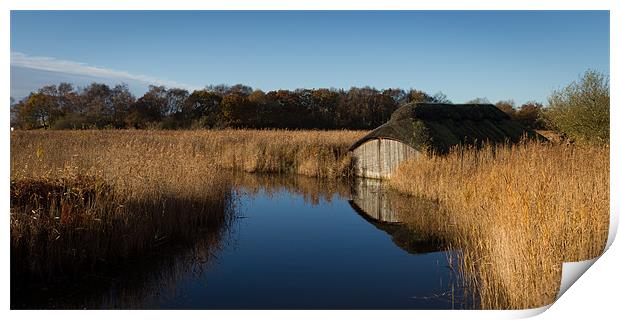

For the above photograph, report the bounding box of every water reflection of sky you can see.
[12,177,469,309]
[152,186,464,309]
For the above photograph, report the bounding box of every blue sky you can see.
[10,11,609,105]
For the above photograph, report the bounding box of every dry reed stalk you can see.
[10,130,239,279]
[389,141,609,309]
[10,129,365,180]
[10,129,364,279]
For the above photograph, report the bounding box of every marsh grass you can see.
[10,129,363,281]
[10,130,240,281]
[389,141,609,309]
[11,129,608,310]
[207,130,362,178]
[10,129,364,180]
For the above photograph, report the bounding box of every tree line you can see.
[10,83,545,130]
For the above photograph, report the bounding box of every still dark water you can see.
[12,175,470,309]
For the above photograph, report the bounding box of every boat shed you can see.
[349,103,543,179]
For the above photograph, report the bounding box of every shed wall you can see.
[351,138,420,179]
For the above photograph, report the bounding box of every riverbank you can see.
[389,141,610,309]
[10,130,609,310]
[10,129,364,281]
[10,130,239,281]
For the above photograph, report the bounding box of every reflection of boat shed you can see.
[349,103,543,179]
[348,179,443,254]
[349,179,400,223]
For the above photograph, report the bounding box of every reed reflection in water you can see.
[14,173,472,309]
[11,206,234,309]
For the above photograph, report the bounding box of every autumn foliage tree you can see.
[219,93,252,128]
[15,78,593,133]
[181,90,222,128]
[495,100,517,118]
[515,102,544,130]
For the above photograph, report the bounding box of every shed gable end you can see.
[351,138,420,179]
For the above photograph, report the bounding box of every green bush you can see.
[543,70,609,144]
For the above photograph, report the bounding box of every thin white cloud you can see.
[11,52,197,90]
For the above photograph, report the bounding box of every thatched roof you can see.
[350,103,544,154]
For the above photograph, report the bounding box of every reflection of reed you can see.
[231,172,351,205]
[12,217,231,309]
[10,172,237,309]
[235,173,459,256]
[349,180,475,308]
[10,130,238,309]
[348,180,448,254]
[349,179,445,238]
[348,199,444,255]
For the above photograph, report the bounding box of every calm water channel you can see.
[12,174,471,309]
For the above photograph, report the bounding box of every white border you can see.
[2,1,617,319]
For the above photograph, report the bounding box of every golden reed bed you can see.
[10,130,609,310]
[10,129,365,279]
[389,141,610,309]
[10,129,364,180]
